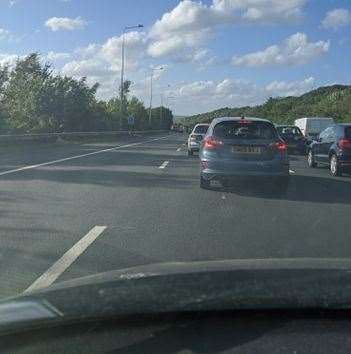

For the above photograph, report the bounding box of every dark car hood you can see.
[2,258,351,332]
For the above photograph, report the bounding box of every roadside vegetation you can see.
[0,53,173,134]
[183,85,351,128]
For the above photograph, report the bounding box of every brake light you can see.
[337,138,351,150]
[239,118,252,124]
[203,136,223,149]
[270,141,287,151]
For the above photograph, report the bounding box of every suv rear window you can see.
[345,127,351,139]
[213,121,277,140]
[194,125,208,134]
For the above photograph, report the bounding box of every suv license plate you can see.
[232,146,261,154]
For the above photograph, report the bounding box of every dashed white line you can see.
[24,226,107,293]
[159,161,169,169]
[289,169,296,174]
[0,135,170,177]
[176,148,181,152]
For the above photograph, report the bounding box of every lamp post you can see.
[148,66,164,127]
[119,24,143,130]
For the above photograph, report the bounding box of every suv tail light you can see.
[270,141,287,152]
[337,138,351,150]
[203,136,223,149]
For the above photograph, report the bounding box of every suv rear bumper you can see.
[201,168,289,180]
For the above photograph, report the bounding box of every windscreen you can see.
[1,0,351,329]
[194,125,208,134]
[213,121,277,140]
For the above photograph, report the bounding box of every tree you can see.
[127,96,148,130]
[0,53,171,133]
[150,106,173,130]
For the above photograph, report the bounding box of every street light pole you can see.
[148,66,163,128]
[160,93,163,128]
[119,24,143,130]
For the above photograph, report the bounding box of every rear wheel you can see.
[307,150,316,168]
[330,154,342,177]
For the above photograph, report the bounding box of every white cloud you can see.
[148,0,306,59]
[74,43,99,58]
[173,76,315,114]
[322,8,351,30]
[61,31,147,99]
[101,31,147,71]
[45,16,87,31]
[0,53,20,68]
[265,77,315,96]
[213,0,305,23]
[46,51,71,61]
[232,32,329,67]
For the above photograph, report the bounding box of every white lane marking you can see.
[0,135,170,177]
[176,148,181,152]
[289,169,296,174]
[159,161,169,169]
[24,226,107,293]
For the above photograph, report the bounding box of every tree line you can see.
[184,85,351,128]
[0,53,173,134]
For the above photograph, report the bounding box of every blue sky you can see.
[1,0,351,115]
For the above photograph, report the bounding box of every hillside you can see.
[185,85,351,127]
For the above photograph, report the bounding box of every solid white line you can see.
[289,169,296,174]
[24,226,107,293]
[0,135,170,177]
[159,161,169,169]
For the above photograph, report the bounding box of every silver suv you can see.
[187,124,209,156]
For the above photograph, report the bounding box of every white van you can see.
[294,117,335,140]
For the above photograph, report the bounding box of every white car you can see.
[187,124,210,156]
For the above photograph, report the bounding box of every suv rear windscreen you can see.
[213,121,277,140]
[194,125,208,134]
[345,127,351,139]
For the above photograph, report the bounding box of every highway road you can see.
[1,132,351,299]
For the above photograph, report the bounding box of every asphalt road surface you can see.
[1,133,351,299]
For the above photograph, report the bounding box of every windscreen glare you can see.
[213,121,277,140]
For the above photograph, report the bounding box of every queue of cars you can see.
[185,117,351,191]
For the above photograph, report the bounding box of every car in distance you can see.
[187,123,210,156]
[294,117,334,142]
[200,117,290,192]
[276,125,307,154]
[307,123,351,176]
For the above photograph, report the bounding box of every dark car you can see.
[199,117,290,192]
[307,124,351,176]
[276,125,307,154]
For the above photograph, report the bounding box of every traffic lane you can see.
[0,134,180,298]
[60,148,351,283]
[0,133,170,175]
